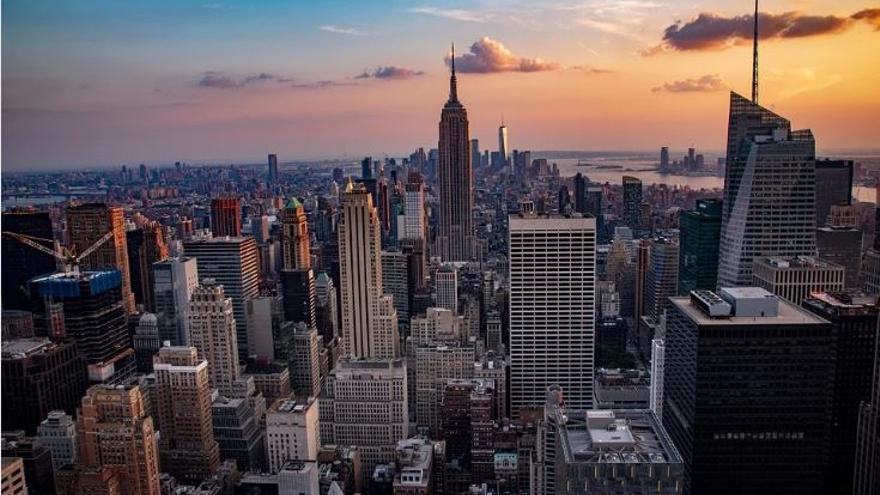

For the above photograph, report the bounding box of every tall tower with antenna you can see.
[752,0,759,104]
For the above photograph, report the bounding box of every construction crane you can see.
[2,230,115,277]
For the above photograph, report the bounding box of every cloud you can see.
[647,8,879,53]
[852,8,880,29]
[197,71,292,89]
[356,66,425,80]
[652,74,725,93]
[568,65,614,74]
[407,6,491,23]
[318,25,365,35]
[446,37,560,73]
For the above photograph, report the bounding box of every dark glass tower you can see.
[802,292,879,495]
[622,176,642,232]
[438,44,474,262]
[814,159,853,227]
[678,199,722,294]
[1,210,57,311]
[663,290,834,495]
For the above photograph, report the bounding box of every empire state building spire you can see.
[449,42,458,103]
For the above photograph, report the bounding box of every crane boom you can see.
[76,230,115,262]
[2,232,64,261]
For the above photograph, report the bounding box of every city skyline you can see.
[3,0,879,170]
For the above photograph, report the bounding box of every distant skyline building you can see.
[437,45,475,262]
[338,180,399,359]
[622,176,642,233]
[678,199,722,295]
[268,153,279,182]
[498,122,509,168]
[210,197,242,237]
[717,92,818,287]
[508,213,596,413]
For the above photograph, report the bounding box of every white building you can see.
[404,175,427,241]
[410,307,462,345]
[188,281,241,396]
[751,255,845,306]
[338,180,399,359]
[435,265,458,313]
[37,411,77,468]
[278,460,320,495]
[319,358,408,481]
[509,214,596,413]
[266,398,320,473]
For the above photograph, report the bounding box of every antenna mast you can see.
[752,0,759,104]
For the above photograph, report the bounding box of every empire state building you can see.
[437,44,475,262]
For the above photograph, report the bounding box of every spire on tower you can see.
[449,42,458,103]
[752,0,759,104]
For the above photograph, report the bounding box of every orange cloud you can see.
[446,37,560,73]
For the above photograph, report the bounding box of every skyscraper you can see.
[802,292,879,494]
[574,173,587,214]
[622,176,642,233]
[338,180,399,359]
[660,146,670,173]
[183,236,260,359]
[663,288,833,495]
[678,199,722,294]
[210,197,242,238]
[29,270,135,384]
[66,203,135,313]
[74,384,160,495]
[152,346,220,485]
[498,122,509,168]
[470,139,480,174]
[1,210,57,311]
[438,45,475,262]
[187,282,241,396]
[152,256,199,346]
[268,153,279,183]
[126,223,168,312]
[281,198,310,271]
[132,313,160,373]
[508,213,596,413]
[717,92,817,287]
[853,315,879,495]
[403,173,427,242]
[814,159,853,227]
[435,265,458,313]
[2,338,88,435]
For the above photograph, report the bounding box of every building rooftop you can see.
[557,410,682,465]
[270,397,315,414]
[671,292,828,326]
[756,255,843,270]
[509,214,596,230]
[2,338,55,359]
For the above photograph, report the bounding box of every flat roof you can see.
[2,338,53,359]
[509,215,596,231]
[557,409,681,465]
[670,295,828,326]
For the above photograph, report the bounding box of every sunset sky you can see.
[3,0,879,170]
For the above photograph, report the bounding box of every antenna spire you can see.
[448,42,458,102]
[752,0,759,104]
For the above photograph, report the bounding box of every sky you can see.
[2,0,879,170]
